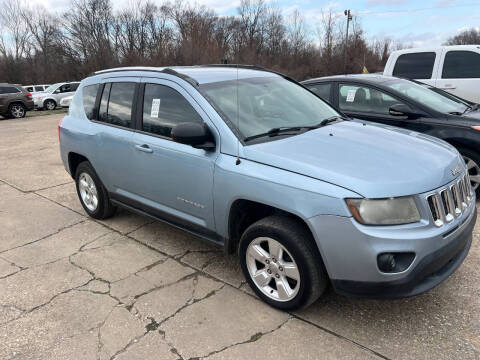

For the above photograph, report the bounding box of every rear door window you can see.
[70,83,80,91]
[442,51,480,79]
[34,86,43,92]
[393,52,436,79]
[306,83,332,102]
[82,84,100,120]
[339,84,405,115]
[98,82,136,128]
[142,84,203,138]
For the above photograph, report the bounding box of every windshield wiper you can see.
[244,126,307,142]
[462,103,479,115]
[243,116,345,142]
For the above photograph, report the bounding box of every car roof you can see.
[93,65,282,85]
[302,74,400,85]
[389,45,480,55]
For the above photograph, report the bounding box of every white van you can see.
[384,45,480,103]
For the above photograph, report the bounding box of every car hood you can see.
[461,109,480,120]
[243,121,463,198]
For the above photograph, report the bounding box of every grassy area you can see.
[27,108,67,118]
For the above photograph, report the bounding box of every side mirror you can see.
[389,103,422,119]
[172,122,215,150]
[54,89,60,94]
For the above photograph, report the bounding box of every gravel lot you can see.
[0,114,479,359]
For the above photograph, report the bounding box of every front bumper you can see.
[332,206,476,298]
[308,200,476,299]
[34,99,44,109]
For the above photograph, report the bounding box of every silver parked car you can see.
[34,82,80,110]
[23,84,51,93]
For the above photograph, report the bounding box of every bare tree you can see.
[0,0,408,84]
[0,0,30,60]
[445,28,480,45]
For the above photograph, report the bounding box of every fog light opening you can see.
[377,252,415,273]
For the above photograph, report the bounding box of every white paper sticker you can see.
[346,89,356,102]
[151,98,161,118]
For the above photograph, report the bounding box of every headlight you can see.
[345,197,420,225]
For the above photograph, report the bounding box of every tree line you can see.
[0,0,399,84]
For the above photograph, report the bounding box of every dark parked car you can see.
[0,83,34,119]
[302,74,480,194]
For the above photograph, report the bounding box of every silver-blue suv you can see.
[59,66,477,310]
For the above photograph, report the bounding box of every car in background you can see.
[302,74,480,194]
[60,95,73,108]
[383,45,480,103]
[0,83,34,118]
[23,84,51,93]
[34,82,80,110]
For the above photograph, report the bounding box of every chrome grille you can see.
[427,172,473,227]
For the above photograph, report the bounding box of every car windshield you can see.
[384,79,469,114]
[201,76,340,140]
[44,84,60,93]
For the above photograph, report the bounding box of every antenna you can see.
[235,62,241,165]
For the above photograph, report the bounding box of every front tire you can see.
[75,161,116,219]
[9,103,26,118]
[459,147,480,196]
[44,99,56,111]
[239,216,328,310]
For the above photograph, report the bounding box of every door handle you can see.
[135,144,153,153]
[440,85,456,90]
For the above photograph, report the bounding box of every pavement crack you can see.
[0,219,86,256]
[290,314,392,360]
[32,181,74,193]
[125,219,156,235]
[132,271,199,302]
[195,316,291,359]
[2,279,93,325]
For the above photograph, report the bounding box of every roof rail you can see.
[88,64,297,86]
[89,67,199,87]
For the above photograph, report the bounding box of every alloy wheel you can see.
[246,237,300,302]
[78,172,99,212]
[46,101,55,110]
[463,155,480,191]
[11,105,25,118]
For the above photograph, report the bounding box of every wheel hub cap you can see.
[79,173,98,211]
[246,237,300,302]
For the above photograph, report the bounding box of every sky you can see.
[29,0,480,47]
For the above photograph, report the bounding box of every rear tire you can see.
[75,161,116,219]
[9,103,26,118]
[239,215,328,310]
[458,147,480,196]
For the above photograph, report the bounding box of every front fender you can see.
[213,154,358,239]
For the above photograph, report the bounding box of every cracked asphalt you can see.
[0,114,479,359]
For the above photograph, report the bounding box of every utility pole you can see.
[343,9,352,74]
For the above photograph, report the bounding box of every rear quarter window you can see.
[0,87,21,94]
[392,52,436,79]
[442,51,480,79]
[82,84,100,120]
[306,83,331,103]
